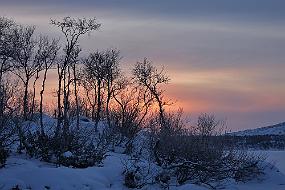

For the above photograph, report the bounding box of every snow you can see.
[0,152,127,190]
[231,122,285,136]
[1,151,285,190]
[131,128,154,160]
[2,114,285,189]
[21,114,108,137]
[255,150,285,174]
[63,151,73,158]
[20,114,56,136]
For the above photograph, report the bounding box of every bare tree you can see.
[196,113,224,137]
[0,17,15,84]
[103,49,121,127]
[80,74,98,120]
[82,51,106,130]
[69,46,81,129]
[51,17,101,134]
[133,58,170,127]
[0,17,16,128]
[112,78,154,137]
[30,67,41,119]
[11,25,43,121]
[35,36,59,134]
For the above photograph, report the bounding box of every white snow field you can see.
[231,122,285,136]
[0,151,285,190]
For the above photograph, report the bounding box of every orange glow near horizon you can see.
[37,64,285,117]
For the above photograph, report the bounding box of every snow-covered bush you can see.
[58,143,107,168]
[106,109,143,154]
[58,129,109,168]
[26,131,108,168]
[130,128,156,161]
[23,118,113,168]
[123,156,162,188]
[130,112,268,188]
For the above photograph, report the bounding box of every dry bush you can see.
[149,113,267,187]
[25,125,111,168]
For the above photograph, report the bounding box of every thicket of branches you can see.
[0,16,267,188]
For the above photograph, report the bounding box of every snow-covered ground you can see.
[0,151,285,190]
[0,152,127,190]
[255,150,285,174]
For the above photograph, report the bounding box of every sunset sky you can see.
[1,0,285,131]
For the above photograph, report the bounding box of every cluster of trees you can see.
[0,16,267,188]
[0,16,171,166]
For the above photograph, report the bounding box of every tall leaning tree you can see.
[36,36,59,134]
[51,17,101,134]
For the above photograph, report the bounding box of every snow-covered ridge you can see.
[231,122,285,136]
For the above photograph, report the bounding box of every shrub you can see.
[138,113,267,187]
[123,156,161,189]
[25,124,111,168]
[0,146,9,168]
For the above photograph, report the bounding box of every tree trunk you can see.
[73,64,80,130]
[23,80,29,121]
[40,67,48,135]
[106,82,111,127]
[63,68,69,136]
[56,64,62,135]
[153,91,165,128]
[95,80,101,131]
[31,70,40,120]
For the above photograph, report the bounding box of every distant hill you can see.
[231,122,285,136]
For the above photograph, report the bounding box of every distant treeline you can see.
[224,135,285,150]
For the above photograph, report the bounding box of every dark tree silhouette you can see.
[82,51,106,130]
[0,17,15,84]
[0,17,16,129]
[11,25,43,121]
[133,58,170,127]
[103,49,121,127]
[51,17,101,134]
[36,36,59,134]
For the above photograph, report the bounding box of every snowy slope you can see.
[231,122,285,136]
[0,152,127,190]
[1,151,285,190]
